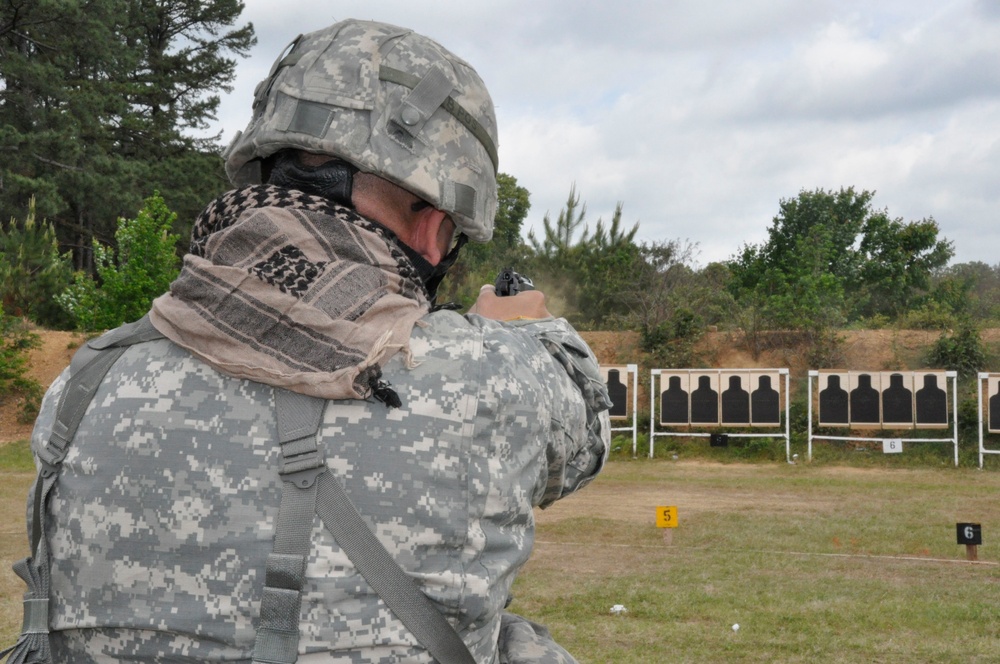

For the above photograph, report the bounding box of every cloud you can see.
[209,1,1000,267]
[742,7,1000,122]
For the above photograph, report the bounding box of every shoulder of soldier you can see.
[418,309,583,354]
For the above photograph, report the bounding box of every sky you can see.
[205,0,1000,268]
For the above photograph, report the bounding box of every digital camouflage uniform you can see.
[14,18,612,664]
[28,198,611,663]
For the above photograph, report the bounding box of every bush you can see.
[805,328,845,369]
[899,300,957,330]
[730,436,786,461]
[956,393,981,444]
[58,192,181,331]
[640,307,704,368]
[928,319,987,378]
[0,310,42,422]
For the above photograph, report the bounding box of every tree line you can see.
[445,182,992,375]
[2,0,997,385]
[1,0,254,271]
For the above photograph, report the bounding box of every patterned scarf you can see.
[149,185,430,403]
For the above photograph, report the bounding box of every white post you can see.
[978,373,986,469]
[649,370,659,459]
[782,369,791,463]
[807,370,818,462]
[630,364,638,458]
[951,371,959,467]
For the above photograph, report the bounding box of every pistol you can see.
[494,268,534,297]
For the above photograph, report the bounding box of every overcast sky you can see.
[206,0,1000,267]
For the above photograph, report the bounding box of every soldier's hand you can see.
[469,285,552,321]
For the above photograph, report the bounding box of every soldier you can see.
[7,18,611,664]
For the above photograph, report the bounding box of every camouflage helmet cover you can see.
[224,19,499,242]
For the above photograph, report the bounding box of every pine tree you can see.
[0,197,74,327]
[0,0,254,270]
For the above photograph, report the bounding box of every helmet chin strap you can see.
[424,233,467,306]
[267,151,357,207]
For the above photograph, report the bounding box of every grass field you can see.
[518,458,1000,663]
[3,440,1000,662]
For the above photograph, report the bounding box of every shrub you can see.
[640,307,704,368]
[0,310,42,422]
[928,319,987,378]
[58,192,181,331]
[806,328,845,369]
[0,198,74,328]
[899,300,957,330]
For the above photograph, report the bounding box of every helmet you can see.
[223,19,499,242]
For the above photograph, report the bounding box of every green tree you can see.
[58,192,181,330]
[491,172,531,253]
[0,197,73,327]
[620,239,720,366]
[928,262,1000,326]
[729,188,953,332]
[0,0,253,269]
[624,247,732,334]
[571,202,641,326]
[527,184,588,263]
[526,185,641,327]
[854,214,953,319]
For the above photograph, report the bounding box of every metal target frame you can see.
[649,368,791,461]
[600,364,639,456]
[807,370,959,466]
[976,372,1000,468]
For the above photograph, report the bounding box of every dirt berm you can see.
[2,327,996,444]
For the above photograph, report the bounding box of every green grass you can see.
[1,441,33,643]
[514,460,1000,663]
[0,439,33,473]
[3,451,1000,662]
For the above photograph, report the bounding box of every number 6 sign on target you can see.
[883,438,903,454]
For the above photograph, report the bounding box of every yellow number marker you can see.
[656,506,678,528]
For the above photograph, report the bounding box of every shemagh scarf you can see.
[149,184,430,403]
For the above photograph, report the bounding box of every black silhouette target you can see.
[604,367,629,419]
[690,373,720,425]
[750,374,781,426]
[850,373,881,427]
[721,373,750,426]
[914,373,948,428]
[818,373,849,426]
[659,373,690,426]
[881,372,914,428]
